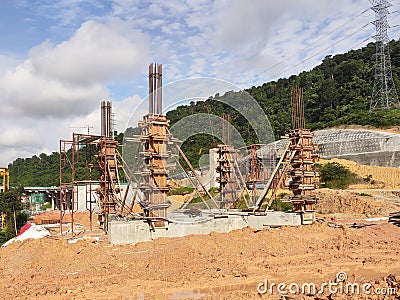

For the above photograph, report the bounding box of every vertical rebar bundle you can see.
[101,100,113,138]
[148,63,163,114]
[222,113,231,145]
[369,0,399,110]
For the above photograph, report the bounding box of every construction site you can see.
[1,0,400,298]
[57,66,321,242]
[0,61,399,299]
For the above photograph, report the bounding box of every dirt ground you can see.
[0,218,399,299]
[1,159,400,299]
[315,189,400,218]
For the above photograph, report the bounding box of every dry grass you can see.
[318,158,400,189]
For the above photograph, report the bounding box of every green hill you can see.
[169,40,400,140]
[8,40,400,186]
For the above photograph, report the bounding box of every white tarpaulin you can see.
[1,223,50,248]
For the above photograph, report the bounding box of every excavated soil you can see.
[0,214,399,299]
[315,189,400,218]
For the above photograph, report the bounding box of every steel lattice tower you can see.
[369,0,400,110]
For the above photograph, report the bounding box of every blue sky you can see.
[0,0,399,166]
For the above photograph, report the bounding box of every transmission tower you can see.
[369,0,400,110]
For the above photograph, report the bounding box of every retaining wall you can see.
[260,129,400,167]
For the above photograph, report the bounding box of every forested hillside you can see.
[166,41,400,167]
[8,40,400,186]
[168,40,400,140]
[9,154,60,187]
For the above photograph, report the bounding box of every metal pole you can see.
[107,101,112,138]
[101,101,106,136]
[149,64,154,114]
[157,64,162,114]
[152,64,157,113]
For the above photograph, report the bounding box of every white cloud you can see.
[113,95,144,132]
[0,62,107,118]
[0,116,67,166]
[199,0,375,85]
[0,126,40,148]
[29,20,148,85]
[157,1,189,15]
[148,3,163,17]
[0,93,145,166]
[0,19,148,119]
[0,18,149,166]
[188,57,206,76]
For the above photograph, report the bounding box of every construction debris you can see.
[389,211,400,227]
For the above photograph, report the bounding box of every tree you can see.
[0,187,27,245]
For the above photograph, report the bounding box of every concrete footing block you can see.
[108,221,152,244]
[108,211,303,245]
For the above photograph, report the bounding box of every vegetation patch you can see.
[0,188,28,245]
[316,162,360,189]
[167,186,194,196]
[359,192,372,197]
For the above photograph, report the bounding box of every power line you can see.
[265,22,373,82]
[242,2,400,88]
[252,8,371,83]
[388,26,400,35]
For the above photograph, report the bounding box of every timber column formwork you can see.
[216,113,246,209]
[97,100,120,229]
[138,63,170,227]
[287,87,319,224]
[216,144,238,208]
[96,137,120,228]
[246,144,262,207]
